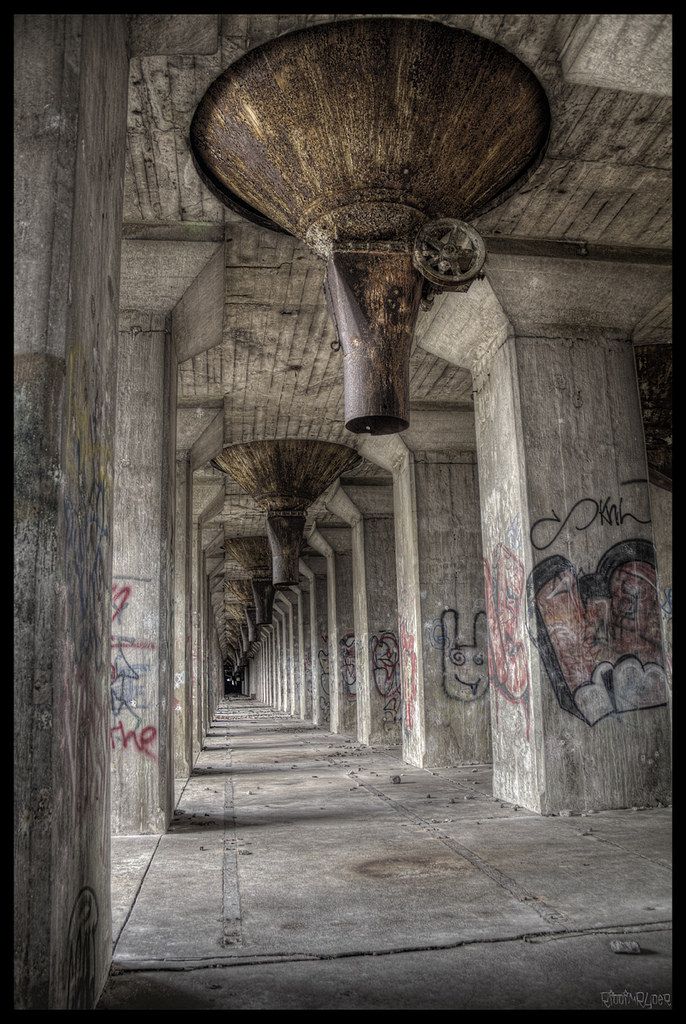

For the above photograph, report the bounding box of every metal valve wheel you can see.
[412,218,486,290]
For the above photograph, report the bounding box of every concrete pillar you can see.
[332,482,401,746]
[267,624,277,706]
[172,456,193,788]
[310,526,357,736]
[417,263,672,813]
[275,594,296,715]
[301,556,330,727]
[207,619,223,720]
[477,329,671,812]
[358,424,490,766]
[272,605,285,710]
[293,583,312,719]
[356,436,427,765]
[14,13,128,1010]
[110,313,175,835]
[415,452,491,765]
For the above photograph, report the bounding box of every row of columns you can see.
[14,14,672,1010]
[241,346,672,818]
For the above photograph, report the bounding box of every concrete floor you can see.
[98,695,672,1010]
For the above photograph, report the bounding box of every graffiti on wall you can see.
[339,631,357,701]
[59,657,109,863]
[483,543,531,738]
[303,649,313,705]
[370,631,401,722]
[529,480,652,552]
[110,578,158,761]
[317,634,330,714]
[428,610,489,702]
[527,538,669,726]
[66,886,99,1010]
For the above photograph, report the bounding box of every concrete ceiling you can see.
[118,14,672,663]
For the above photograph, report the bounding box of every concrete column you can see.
[14,14,129,1009]
[275,594,296,714]
[172,456,193,788]
[110,314,175,835]
[301,556,330,727]
[414,452,491,766]
[476,330,671,812]
[358,425,490,767]
[310,526,357,736]
[416,263,672,812]
[284,592,301,715]
[332,482,401,746]
[272,605,284,710]
[293,584,311,719]
[207,619,223,720]
[269,609,278,708]
[357,436,427,765]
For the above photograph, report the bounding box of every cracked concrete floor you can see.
[98,696,672,1010]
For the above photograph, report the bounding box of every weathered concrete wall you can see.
[14,13,128,1009]
[111,313,175,835]
[415,454,492,766]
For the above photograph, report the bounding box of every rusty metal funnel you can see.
[212,440,360,586]
[224,536,276,625]
[190,17,550,433]
[325,249,423,433]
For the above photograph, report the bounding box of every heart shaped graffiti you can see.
[527,538,668,725]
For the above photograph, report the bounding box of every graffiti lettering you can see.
[110,581,156,757]
[110,721,158,760]
[530,480,651,551]
[527,538,668,726]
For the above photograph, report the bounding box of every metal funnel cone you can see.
[213,440,360,586]
[224,536,276,623]
[191,18,549,434]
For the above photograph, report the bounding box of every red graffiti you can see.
[111,583,131,623]
[110,721,158,761]
[484,543,530,736]
[529,540,668,725]
[399,615,417,731]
